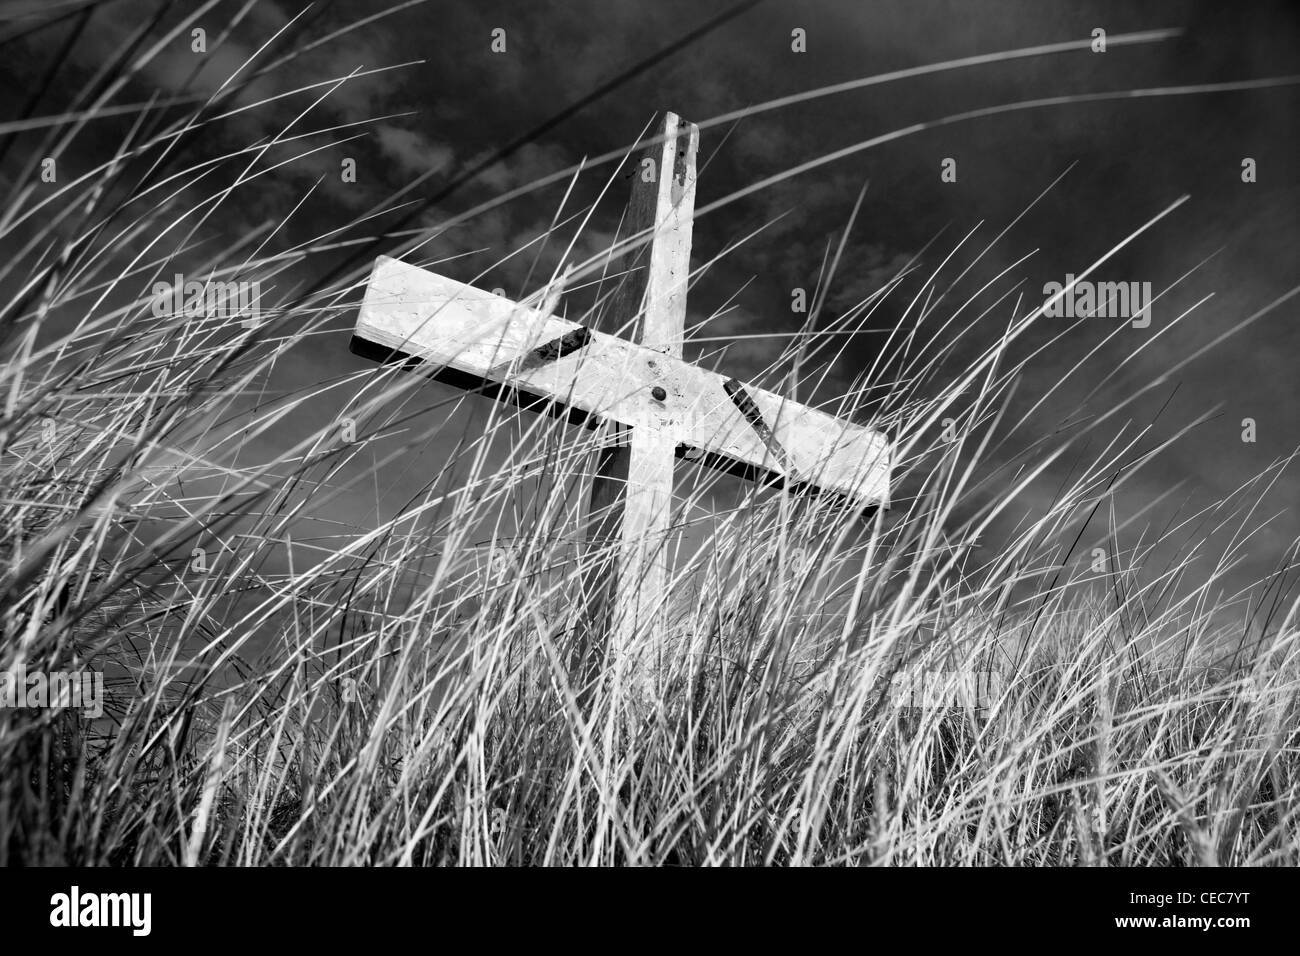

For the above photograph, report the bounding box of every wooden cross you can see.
[351,112,890,701]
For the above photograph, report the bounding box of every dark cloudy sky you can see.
[5,0,1298,617]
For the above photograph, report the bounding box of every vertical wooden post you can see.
[583,112,698,707]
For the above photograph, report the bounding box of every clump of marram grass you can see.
[2,7,1298,866]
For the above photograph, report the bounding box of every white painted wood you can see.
[592,112,697,702]
[354,255,890,505]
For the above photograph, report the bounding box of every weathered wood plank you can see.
[589,111,698,697]
[352,256,890,506]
